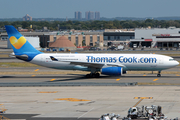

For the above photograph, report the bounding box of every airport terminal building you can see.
[130,28,180,49]
[1,27,180,50]
[0,31,104,49]
[103,31,134,46]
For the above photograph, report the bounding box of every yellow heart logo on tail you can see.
[9,36,26,49]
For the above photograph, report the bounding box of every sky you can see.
[1,0,180,19]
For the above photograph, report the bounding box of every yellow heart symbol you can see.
[9,36,26,49]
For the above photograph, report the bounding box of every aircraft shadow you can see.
[0,74,85,79]
[0,75,179,83]
[120,76,180,78]
[46,75,180,82]
[46,75,121,82]
[0,74,179,79]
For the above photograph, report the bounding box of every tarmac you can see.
[0,86,180,119]
[0,66,180,85]
[0,41,180,119]
[0,66,180,119]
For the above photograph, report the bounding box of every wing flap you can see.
[70,61,104,68]
[70,61,125,68]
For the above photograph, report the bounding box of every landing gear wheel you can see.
[86,73,100,78]
[157,74,161,77]
[157,71,161,77]
[86,74,90,78]
[95,73,100,78]
[92,73,96,78]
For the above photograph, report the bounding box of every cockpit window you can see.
[169,59,175,61]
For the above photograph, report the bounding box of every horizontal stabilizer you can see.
[15,55,28,60]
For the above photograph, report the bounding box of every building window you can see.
[97,35,100,42]
[68,36,71,41]
[120,36,130,41]
[82,36,86,46]
[90,36,93,43]
[83,36,85,41]
[110,36,114,40]
[76,36,78,46]
[104,36,108,40]
[108,36,110,40]
[53,36,56,41]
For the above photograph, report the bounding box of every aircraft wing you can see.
[70,61,104,68]
[70,61,125,68]
[50,56,124,68]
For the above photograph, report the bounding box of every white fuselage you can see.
[29,53,179,72]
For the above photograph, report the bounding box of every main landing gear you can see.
[86,72,100,78]
[157,71,161,77]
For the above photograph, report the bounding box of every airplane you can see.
[5,25,179,78]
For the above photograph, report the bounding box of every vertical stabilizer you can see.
[5,25,42,61]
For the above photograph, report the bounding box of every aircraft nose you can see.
[176,61,179,66]
[174,60,179,66]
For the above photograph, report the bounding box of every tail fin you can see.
[5,25,42,61]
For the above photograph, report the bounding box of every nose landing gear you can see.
[157,71,161,77]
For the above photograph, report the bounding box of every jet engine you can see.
[101,67,126,76]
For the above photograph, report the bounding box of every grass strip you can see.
[0,62,39,67]
[0,71,89,75]
[0,54,9,57]
[128,71,180,74]
[138,82,180,86]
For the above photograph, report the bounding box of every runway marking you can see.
[153,79,158,81]
[134,97,153,99]
[133,99,143,107]
[0,115,9,120]
[116,78,120,81]
[0,104,7,113]
[78,107,94,119]
[55,98,90,102]
[176,74,180,76]
[50,79,56,81]
[143,75,146,76]
[34,69,39,71]
[31,75,36,77]
[39,91,58,93]
[133,97,153,107]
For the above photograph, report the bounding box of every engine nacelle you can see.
[101,67,124,76]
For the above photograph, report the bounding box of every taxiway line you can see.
[133,99,143,107]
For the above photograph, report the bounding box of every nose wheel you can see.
[157,71,161,77]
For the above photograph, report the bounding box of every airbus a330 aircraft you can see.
[5,25,179,77]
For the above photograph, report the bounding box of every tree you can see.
[22,21,29,28]
[1,20,180,31]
